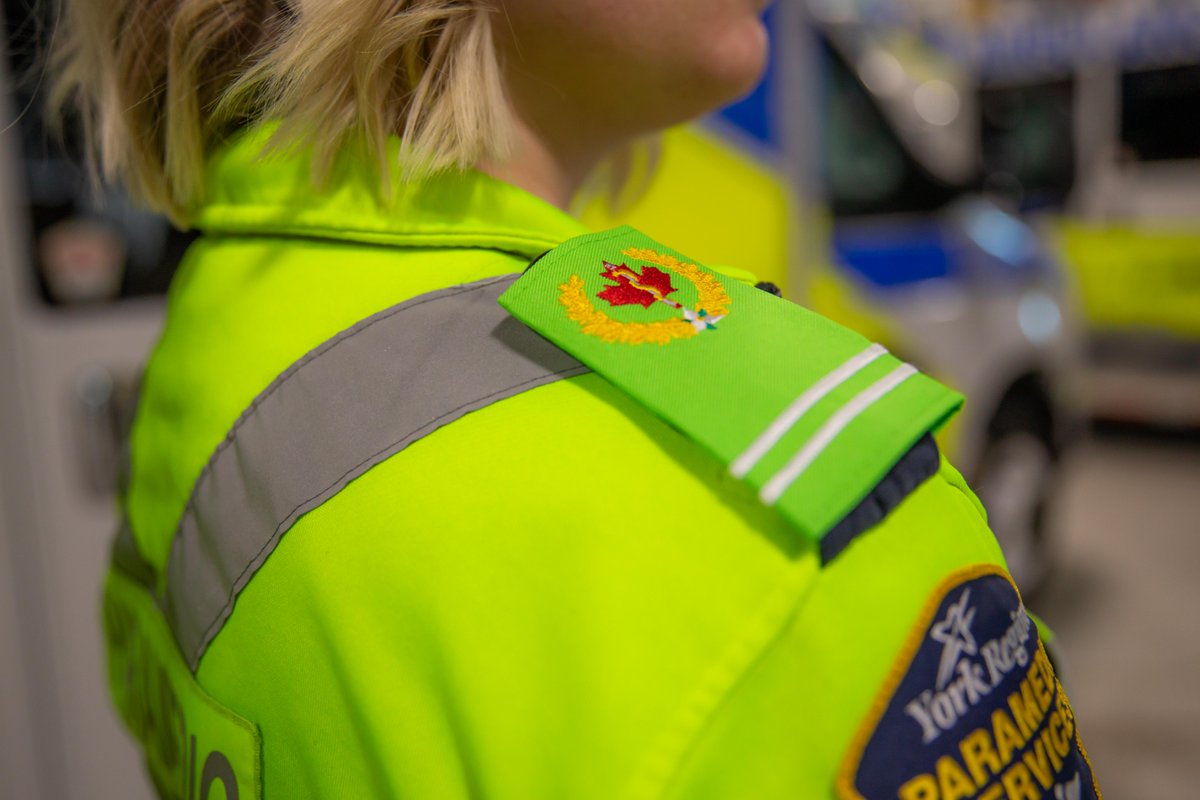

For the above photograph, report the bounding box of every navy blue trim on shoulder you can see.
[820,434,941,565]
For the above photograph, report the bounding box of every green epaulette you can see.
[499,226,963,559]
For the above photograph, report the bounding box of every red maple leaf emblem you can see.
[597,261,679,309]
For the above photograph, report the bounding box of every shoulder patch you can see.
[838,565,1100,800]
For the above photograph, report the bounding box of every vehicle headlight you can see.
[1017,291,1062,345]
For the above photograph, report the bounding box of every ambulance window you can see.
[1120,64,1200,162]
[980,79,1076,211]
[820,37,960,217]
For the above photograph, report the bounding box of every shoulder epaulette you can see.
[499,226,963,560]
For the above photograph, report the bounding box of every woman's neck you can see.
[478,114,606,212]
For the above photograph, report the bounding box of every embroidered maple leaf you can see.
[597,261,679,309]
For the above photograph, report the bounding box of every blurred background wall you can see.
[2,0,1198,797]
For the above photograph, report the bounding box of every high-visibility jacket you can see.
[106,125,1098,800]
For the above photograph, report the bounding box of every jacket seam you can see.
[940,467,991,528]
[623,562,818,800]
[193,206,568,251]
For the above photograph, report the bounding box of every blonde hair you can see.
[50,0,511,225]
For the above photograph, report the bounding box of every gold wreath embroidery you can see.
[558,248,732,345]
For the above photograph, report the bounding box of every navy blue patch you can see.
[838,566,1100,800]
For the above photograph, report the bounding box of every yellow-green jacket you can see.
[106,126,1098,800]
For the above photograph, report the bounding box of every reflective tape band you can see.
[729,344,888,479]
[760,364,919,505]
[164,275,589,672]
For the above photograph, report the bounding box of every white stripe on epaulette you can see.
[760,364,919,505]
[730,343,888,479]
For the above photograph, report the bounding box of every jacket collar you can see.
[193,125,589,259]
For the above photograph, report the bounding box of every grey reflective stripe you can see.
[164,275,588,671]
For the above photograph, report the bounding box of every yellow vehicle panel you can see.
[1051,219,1200,339]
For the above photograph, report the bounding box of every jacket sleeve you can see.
[654,464,1099,800]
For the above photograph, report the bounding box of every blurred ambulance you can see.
[587,3,1085,593]
[971,2,1200,427]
